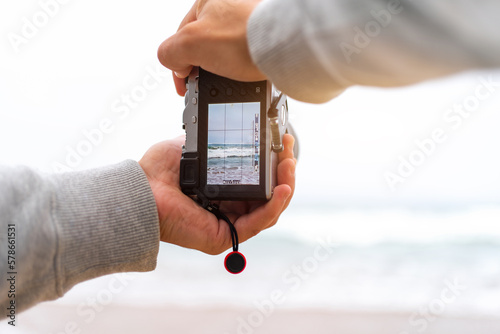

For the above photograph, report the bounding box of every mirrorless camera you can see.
[180,67,289,201]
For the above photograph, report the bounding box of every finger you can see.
[177,1,199,31]
[234,184,292,243]
[161,0,198,95]
[158,0,199,73]
[158,21,204,77]
[172,135,186,146]
[174,67,193,80]
[173,72,188,96]
[277,158,296,211]
[279,134,295,162]
[278,134,296,209]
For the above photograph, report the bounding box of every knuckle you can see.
[205,248,222,256]
[203,228,230,256]
[177,24,201,50]
[157,41,169,65]
[157,25,201,69]
[206,241,227,256]
[248,228,261,239]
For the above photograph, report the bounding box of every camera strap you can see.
[195,190,246,274]
[206,203,238,252]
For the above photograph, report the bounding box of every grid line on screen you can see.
[207,102,260,185]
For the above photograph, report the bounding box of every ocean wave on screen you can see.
[208,154,254,159]
[208,151,255,159]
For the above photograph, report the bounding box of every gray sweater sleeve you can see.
[247,0,500,103]
[0,160,159,315]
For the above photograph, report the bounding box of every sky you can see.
[1,2,500,331]
[0,0,499,209]
[208,102,260,145]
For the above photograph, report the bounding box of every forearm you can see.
[0,161,159,316]
[248,0,500,103]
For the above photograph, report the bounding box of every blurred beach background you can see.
[1,1,499,333]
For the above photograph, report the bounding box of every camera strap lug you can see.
[268,92,287,153]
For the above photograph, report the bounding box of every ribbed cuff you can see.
[49,160,159,295]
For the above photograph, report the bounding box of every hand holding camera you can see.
[157,0,298,272]
[157,0,264,96]
[171,67,296,272]
[139,133,295,258]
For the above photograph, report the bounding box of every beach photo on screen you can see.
[207,102,260,185]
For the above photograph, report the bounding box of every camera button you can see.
[192,116,197,124]
[191,97,197,105]
[226,87,233,96]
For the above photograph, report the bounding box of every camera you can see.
[180,67,289,201]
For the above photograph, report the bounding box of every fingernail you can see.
[174,71,185,78]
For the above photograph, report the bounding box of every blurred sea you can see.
[54,205,500,318]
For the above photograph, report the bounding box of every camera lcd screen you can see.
[207,102,261,186]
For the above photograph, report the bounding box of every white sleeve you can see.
[0,161,159,316]
[247,0,500,103]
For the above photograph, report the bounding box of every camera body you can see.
[180,67,288,201]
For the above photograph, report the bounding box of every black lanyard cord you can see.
[206,203,238,252]
[194,190,246,274]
